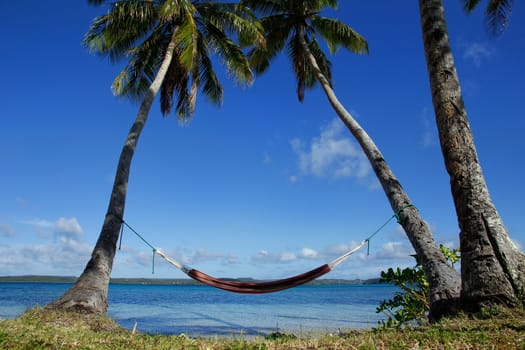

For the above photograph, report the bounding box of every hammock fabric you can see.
[120,205,407,294]
[187,264,332,294]
[155,240,367,294]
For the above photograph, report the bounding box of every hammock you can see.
[154,239,368,294]
[120,204,410,294]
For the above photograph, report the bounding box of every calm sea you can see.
[0,283,397,337]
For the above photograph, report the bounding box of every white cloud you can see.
[300,247,319,259]
[54,217,84,241]
[251,241,364,265]
[20,217,84,241]
[128,247,240,270]
[20,218,54,228]
[0,217,92,276]
[252,250,298,264]
[193,248,239,265]
[461,41,494,68]
[0,224,15,237]
[291,119,370,180]
[0,239,92,276]
[375,241,415,260]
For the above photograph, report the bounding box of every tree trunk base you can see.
[45,264,110,315]
[46,283,108,315]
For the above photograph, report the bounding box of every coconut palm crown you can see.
[85,0,264,119]
[242,0,368,101]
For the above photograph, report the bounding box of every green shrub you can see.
[376,245,459,328]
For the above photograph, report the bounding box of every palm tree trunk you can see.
[418,0,525,311]
[298,34,460,320]
[46,31,179,314]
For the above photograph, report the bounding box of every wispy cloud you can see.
[0,224,15,238]
[126,246,241,270]
[0,217,91,275]
[241,237,419,279]
[375,241,415,260]
[19,217,84,241]
[252,250,298,264]
[461,41,495,68]
[290,119,370,181]
[249,237,414,265]
[54,217,84,240]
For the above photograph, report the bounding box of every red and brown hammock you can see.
[155,240,367,294]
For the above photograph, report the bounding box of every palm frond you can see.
[317,0,339,10]
[111,26,168,100]
[462,0,514,37]
[462,0,483,12]
[198,46,223,107]
[240,0,284,15]
[175,12,199,71]
[87,0,106,5]
[197,2,265,49]
[311,16,368,55]
[248,14,290,74]
[289,32,310,102]
[83,0,159,63]
[159,0,195,22]
[485,0,513,37]
[308,38,333,87]
[203,18,253,86]
[160,47,184,116]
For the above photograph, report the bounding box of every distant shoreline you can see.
[0,275,382,286]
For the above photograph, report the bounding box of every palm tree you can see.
[46,0,262,314]
[418,0,524,311]
[462,0,514,36]
[242,0,460,320]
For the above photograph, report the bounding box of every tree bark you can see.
[46,31,179,314]
[299,34,460,320]
[418,0,525,311]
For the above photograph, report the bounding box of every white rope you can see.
[155,248,191,274]
[156,240,367,277]
[328,240,368,269]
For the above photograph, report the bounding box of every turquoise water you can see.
[0,283,397,336]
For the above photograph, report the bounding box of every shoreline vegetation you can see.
[0,275,382,285]
[0,307,523,349]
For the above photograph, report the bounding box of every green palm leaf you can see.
[86,0,260,119]
[462,0,514,37]
[311,16,368,55]
[243,0,367,102]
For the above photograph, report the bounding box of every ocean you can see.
[0,282,397,337]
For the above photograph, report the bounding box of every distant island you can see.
[0,275,382,286]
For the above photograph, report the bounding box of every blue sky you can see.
[1,1,524,281]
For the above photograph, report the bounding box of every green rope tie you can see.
[394,203,417,223]
[120,218,158,274]
[363,203,417,255]
[119,204,417,270]
[152,249,156,274]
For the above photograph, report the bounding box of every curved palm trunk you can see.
[46,32,179,314]
[418,0,525,311]
[299,35,460,320]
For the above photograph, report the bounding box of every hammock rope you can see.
[118,204,415,294]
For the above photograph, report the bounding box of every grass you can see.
[1,307,524,349]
